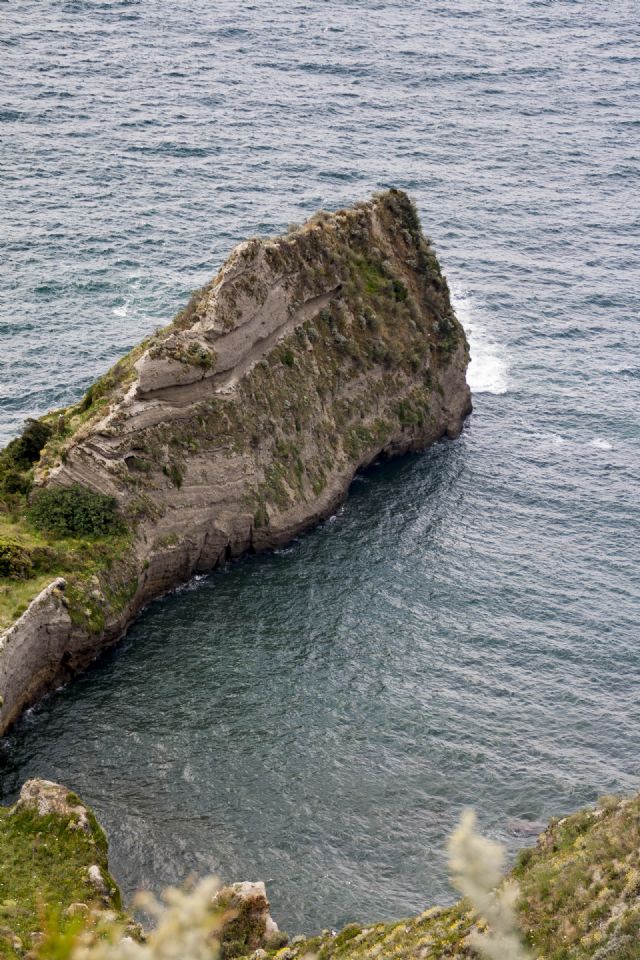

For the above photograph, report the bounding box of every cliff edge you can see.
[2,784,638,958]
[0,189,471,734]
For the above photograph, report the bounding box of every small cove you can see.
[2,0,639,935]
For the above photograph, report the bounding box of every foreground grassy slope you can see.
[258,794,640,960]
[0,787,120,959]
[1,788,639,958]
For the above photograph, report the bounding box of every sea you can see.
[1,0,639,935]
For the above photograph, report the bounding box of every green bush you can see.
[392,278,408,302]
[185,342,215,369]
[1,469,31,495]
[28,484,122,538]
[173,341,216,369]
[0,537,34,579]
[0,417,52,499]
[1,418,52,470]
[163,462,184,489]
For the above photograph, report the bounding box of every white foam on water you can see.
[274,540,300,555]
[174,573,209,595]
[453,293,509,395]
[113,301,129,318]
[535,432,569,449]
[534,434,615,455]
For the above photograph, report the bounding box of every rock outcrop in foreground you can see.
[0,190,471,734]
[0,779,280,959]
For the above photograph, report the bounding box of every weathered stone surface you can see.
[0,581,74,734]
[0,190,471,735]
[13,778,90,833]
[87,864,110,898]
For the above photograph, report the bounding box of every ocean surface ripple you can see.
[1,0,639,934]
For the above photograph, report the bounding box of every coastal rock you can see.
[87,864,110,898]
[0,781,121,951]
[0,189,471,734]
[215,880,284,958]
[13,778,90,833]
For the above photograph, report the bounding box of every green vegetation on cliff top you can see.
[0,794,119,959]
[0,415,134,632]
[256,793,640,960]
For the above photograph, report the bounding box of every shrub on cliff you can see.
[0,537,34,579]
[28,485,123,538]
[0,418,53,499]
[2,418,52,470]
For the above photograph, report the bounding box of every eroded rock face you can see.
[0,579,73,733]
[0,190,471,734]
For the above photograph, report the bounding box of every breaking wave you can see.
[453,294,509,395]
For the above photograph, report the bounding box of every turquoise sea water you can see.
[1,0,639,935]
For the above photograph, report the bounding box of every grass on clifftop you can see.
[0,415,134,633]
[0,801,119,959]
[0,512,135,631]
[251,794,640,960]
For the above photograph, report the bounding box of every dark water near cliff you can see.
[1,0,640,935]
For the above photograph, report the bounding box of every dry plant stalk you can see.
[71,876,224,960]
[448,809,532,960]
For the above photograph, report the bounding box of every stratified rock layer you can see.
[0,190,471,734]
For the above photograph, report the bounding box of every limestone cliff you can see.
[0,189,471,735]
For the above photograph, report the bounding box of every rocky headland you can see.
[0,189,471,735]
